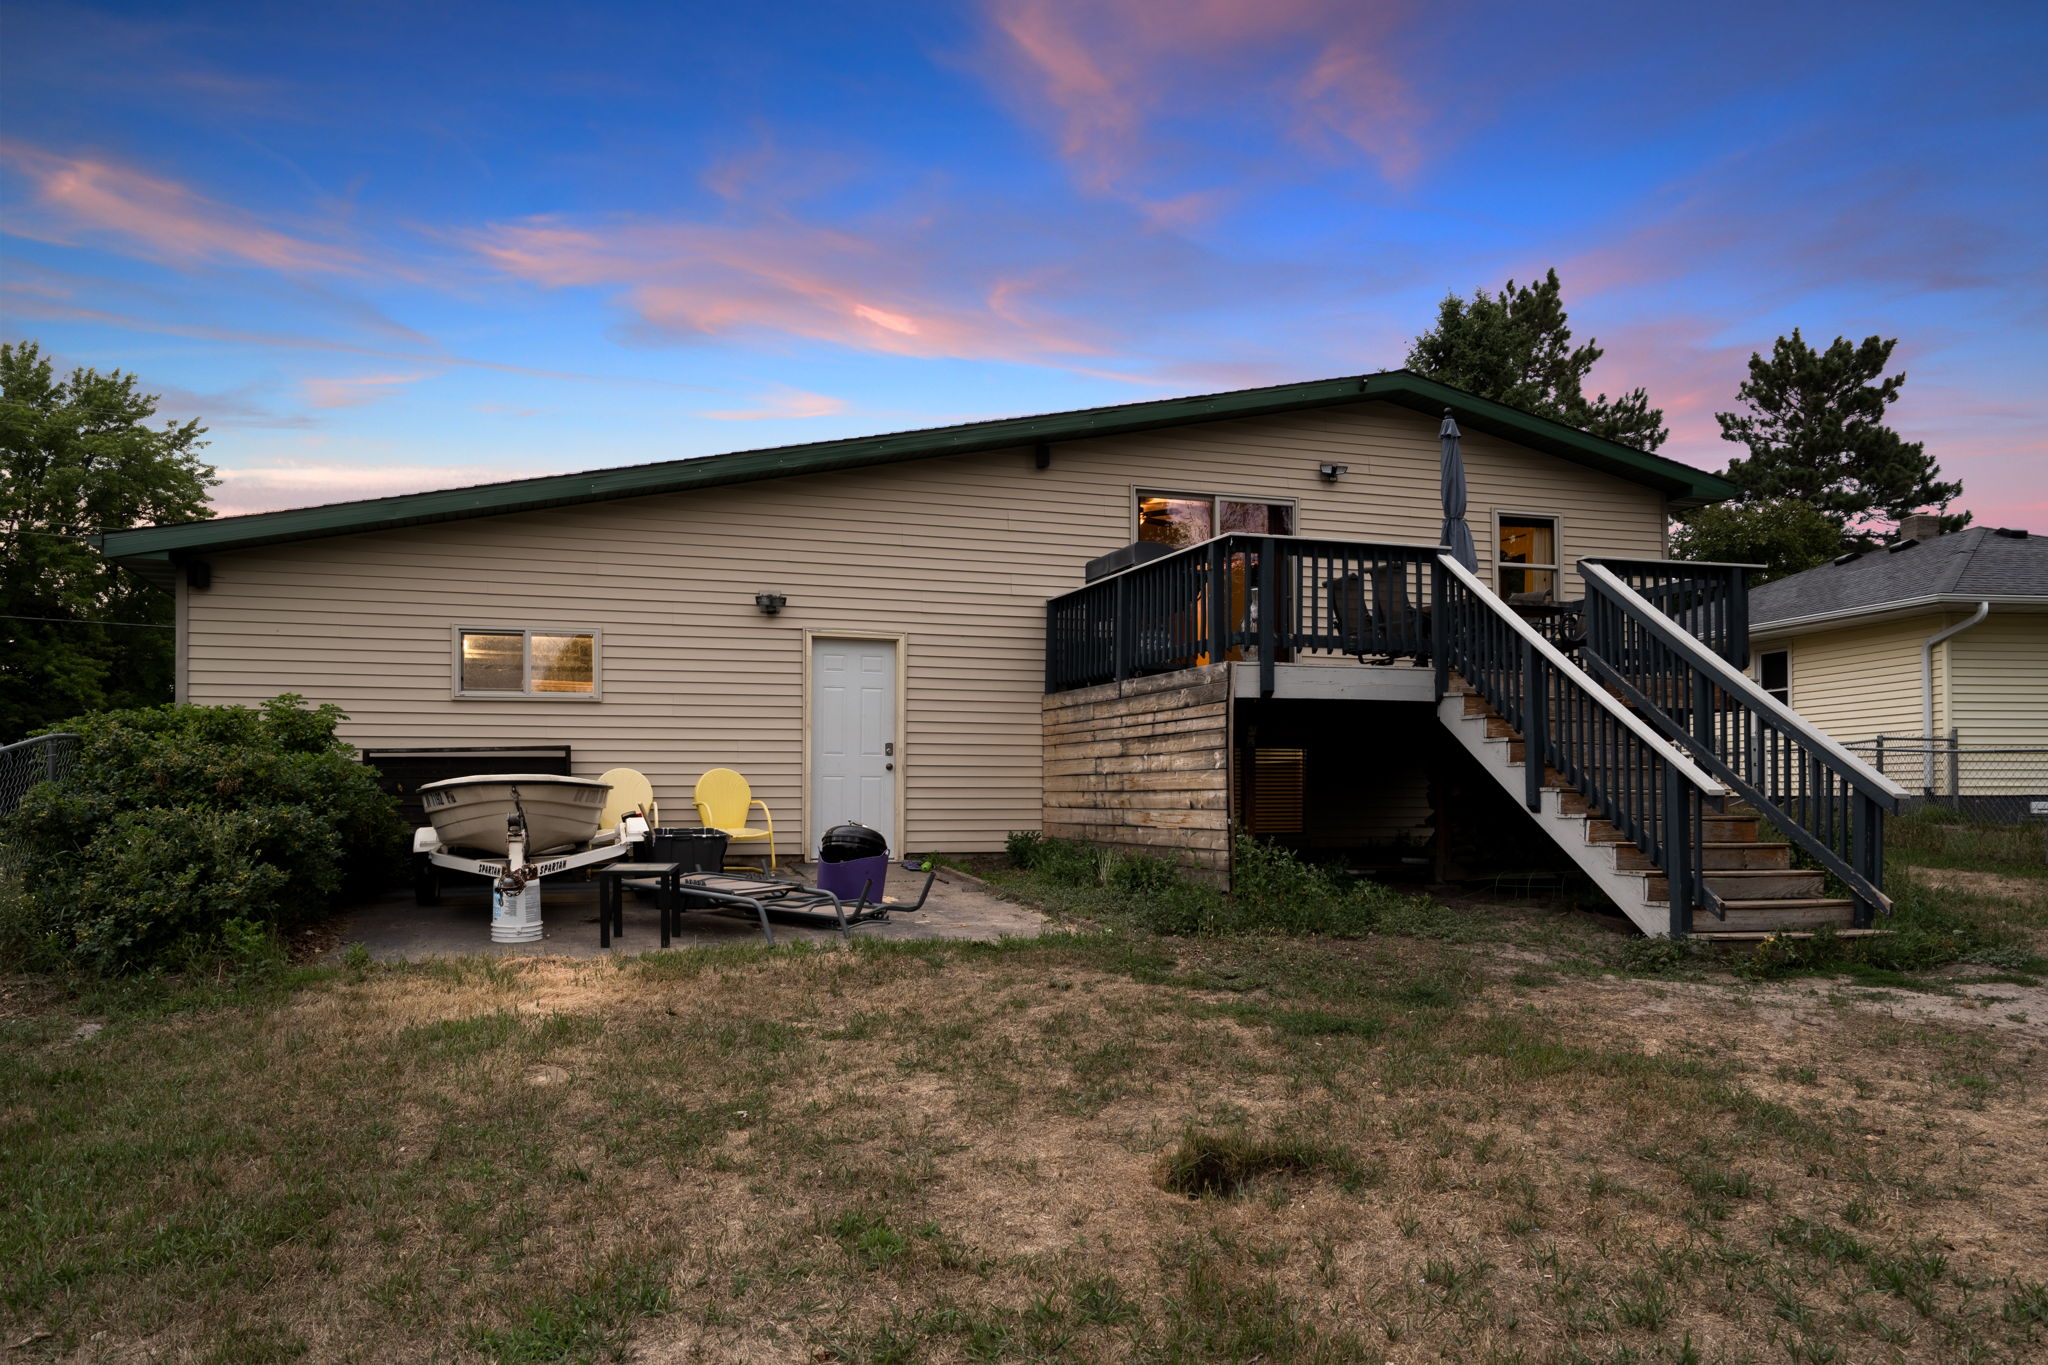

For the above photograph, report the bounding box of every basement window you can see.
[1137,491,1295,548]
[1497,513,1559,597]
[455,628,600,699]
[1757,649,1790,706]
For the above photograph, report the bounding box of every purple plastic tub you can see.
[816,853,888,904]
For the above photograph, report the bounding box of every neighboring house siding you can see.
[1771,615,1958,746]
[180,401,1667,853]
[1946,611,2048,749]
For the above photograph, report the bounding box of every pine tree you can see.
[1406,268,1668,449]
[1715,330,1962,533]
[1,342,216,740]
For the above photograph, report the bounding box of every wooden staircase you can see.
[1441,684,1869,939]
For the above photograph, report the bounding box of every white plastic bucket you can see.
[490,881,543,943]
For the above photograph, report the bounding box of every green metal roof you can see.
[96,370,1737,567]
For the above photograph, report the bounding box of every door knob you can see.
[885,763,894,771]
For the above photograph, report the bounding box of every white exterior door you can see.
[810,638,897,855]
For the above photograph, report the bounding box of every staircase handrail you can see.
[1436,554,1726,935]
[1578,561,1901,923]
[1580,564,1908,804]
[1437,556,1723,796]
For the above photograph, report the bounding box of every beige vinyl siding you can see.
[1772,615,1951,747]
[182,400,1669,853]
[1945,610,2048,748]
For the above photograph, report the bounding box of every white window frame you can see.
[1492,509,1563,597]
[1132,487,1299,542]
[1756,648,1791,706]
[452,625,603,700]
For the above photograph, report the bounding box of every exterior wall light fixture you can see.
[1318,463,1349,482]
[755,593,787,615]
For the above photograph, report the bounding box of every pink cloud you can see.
[1294,38,1424,185]
[211,461,520,516]
[1,291,711,388]
[0,140,363,275]
[979,0,1425,204]
[301,372,430,409]
[698,386,850,421]
[462,213,1114,367]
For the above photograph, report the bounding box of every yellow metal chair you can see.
[596,767,658,831]
[693,768,778,872]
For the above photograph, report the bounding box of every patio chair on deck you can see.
[1329,563,1431,666]
[693,768,778,872]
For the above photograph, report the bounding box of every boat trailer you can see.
[413,810,649,943]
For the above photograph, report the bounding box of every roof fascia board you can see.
[1357,373,1736,509]
[99,371,1737,562]
[1751,594,2048,639]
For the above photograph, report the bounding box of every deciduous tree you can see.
[1669,498,1844,585]
[0,342,216,741]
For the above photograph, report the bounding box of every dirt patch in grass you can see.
[1911,865,2048,902]
[5,933,2045,1364]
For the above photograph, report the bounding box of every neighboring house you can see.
[99,370,1902,937]
[1748,518,2048,807]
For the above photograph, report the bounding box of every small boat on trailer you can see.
[411,773,648,943]
[418,773,611,855]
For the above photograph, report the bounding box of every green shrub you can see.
[1729,867,2040,981]
[0,694,404,974]
[998,829,1441,940]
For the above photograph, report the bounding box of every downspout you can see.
[1921,603,1989,792]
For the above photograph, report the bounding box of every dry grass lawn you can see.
[5,900,2045,1365]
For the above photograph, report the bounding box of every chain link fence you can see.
[1845,733,2048,824]
[0,732,79,877]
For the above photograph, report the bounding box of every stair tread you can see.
[1654,897,1857,909]
[1625,868,1821,881]
[1693,929,1889,941]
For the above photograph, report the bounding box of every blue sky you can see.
[3,0,2043,526]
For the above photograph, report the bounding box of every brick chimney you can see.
[1893,513,1943,544]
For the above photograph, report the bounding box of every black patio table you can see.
[592,860,685,948]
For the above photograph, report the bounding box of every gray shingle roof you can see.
[1750,527,2048,628]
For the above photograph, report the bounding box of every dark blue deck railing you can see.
[1578,561,1907,926]
[1044,535,1442,697]
[1434,556,1724,935]
[1579,557,1753,669]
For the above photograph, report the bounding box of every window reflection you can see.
[460,632,524,692]
[1137,492,1293,546]
[459,629,596,696]
[1138,494,1212,547]
[531,634,595,693]
[1498,516,1558,597]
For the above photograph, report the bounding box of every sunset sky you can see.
[3,1,2043,527]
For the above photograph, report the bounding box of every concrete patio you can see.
[325,862,1049,962]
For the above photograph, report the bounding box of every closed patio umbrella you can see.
[1439,409,1478,570]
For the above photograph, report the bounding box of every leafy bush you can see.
[0,695,404,974]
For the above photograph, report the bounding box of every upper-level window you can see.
[1758,649,1790,705]
[1497,513,1559,598]
[1136,491,1295,548]
[455,627,599,699]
